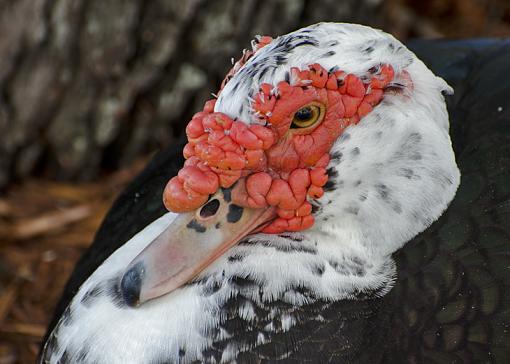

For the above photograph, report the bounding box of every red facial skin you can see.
[163,42,395,233]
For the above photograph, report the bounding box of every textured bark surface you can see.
[0,0,384,189]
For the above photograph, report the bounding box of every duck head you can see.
[120,23,460,307]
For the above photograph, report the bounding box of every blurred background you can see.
[1,0,510,362]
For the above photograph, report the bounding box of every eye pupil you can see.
[291,104,323,129]
[295,107,313,121]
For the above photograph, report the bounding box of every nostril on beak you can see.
[199,199,220,218]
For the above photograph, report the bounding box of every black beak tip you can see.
[120,262,144,307]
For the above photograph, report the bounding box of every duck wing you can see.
[383,39,510,363]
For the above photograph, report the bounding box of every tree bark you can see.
[0,0,383,189]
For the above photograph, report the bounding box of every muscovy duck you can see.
[40,23,510,363]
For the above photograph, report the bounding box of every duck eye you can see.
[291,103,324,128]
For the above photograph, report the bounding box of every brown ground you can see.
[1,0,510,363]
[0,159,148,363]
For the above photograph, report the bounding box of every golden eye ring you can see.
[291,102,325,129]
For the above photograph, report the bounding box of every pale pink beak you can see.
[120,188,276,307]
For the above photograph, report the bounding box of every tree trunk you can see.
[0,0,383,189]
